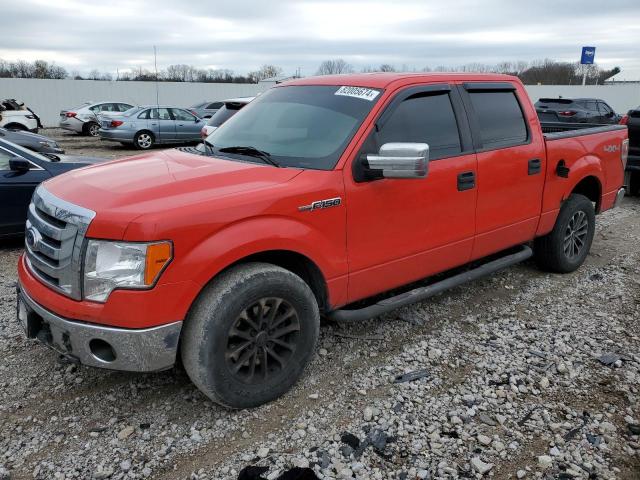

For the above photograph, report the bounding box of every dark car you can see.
[0,139,105,237]
[0,127,64,154]
[621,106,640,195]
[189,101,224,119]
[535,98,620,124]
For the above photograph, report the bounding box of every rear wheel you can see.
[534,194,595,273]
[134,131,154,150]
[84,121,100,137]
[181,263,320,408]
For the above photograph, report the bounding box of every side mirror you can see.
[9,157,31,172]
[365,143,429,179]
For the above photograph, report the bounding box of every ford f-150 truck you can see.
[16,73,628,408]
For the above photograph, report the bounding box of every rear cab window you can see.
[466,88,528,150]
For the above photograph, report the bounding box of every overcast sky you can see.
[1,0,639,79]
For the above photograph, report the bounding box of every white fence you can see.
[0,78,268,127]
[1,78,639,128]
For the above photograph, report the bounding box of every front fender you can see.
[165,215,348,313]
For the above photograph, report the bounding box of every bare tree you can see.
[316,59,354,75]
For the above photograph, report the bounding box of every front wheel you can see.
[534,194,595,273]
[181,263,320,408]
[134,131,154,150]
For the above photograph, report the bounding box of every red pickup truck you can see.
[17,73,628,408]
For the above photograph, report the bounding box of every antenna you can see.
[154,45,160,143]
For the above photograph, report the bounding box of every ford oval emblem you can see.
[25,227,41,252]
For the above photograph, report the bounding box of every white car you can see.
[59,101,135,136]
[0,99,41,132]
[200,97,254,139]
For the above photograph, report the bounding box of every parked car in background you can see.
[200,96,254,138]
[189,100,224,119]
[98,105,204,149]
[621,106,640,196]
[0,99,42,132]
[0,139,105,237]
[59,101,135,137]
[0,127,63,154]
[535,97,621,124]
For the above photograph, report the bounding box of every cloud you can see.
[0,0,638,79]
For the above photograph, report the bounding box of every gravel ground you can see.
[0,167,638,478]
[42,128,193,159]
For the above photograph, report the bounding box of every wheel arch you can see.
[570,174,602,212]
[4,122,28,131]
[222,250,329,313]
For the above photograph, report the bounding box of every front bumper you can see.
[17,283,182,372]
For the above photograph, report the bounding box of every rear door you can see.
[170,108,202,142]
[148,108,177,142]
[344,84,478,302]
[459,82,545,259]
[0,147,51,236]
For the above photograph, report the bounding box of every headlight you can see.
[83,240,172,302]
[25,114,36,119]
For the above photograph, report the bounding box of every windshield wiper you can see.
[203,139,215,156]
[218,145,280,168]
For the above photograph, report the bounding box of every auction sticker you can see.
[335,86,380,101]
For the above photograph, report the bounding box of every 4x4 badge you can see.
[298,197,342,212]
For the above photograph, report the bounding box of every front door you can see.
[170,108,203,142]
[344,85,478,302]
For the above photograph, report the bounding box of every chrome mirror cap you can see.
[366,142,429,179]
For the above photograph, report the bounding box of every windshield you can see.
[206,103,244,127]
[205,85,381,170]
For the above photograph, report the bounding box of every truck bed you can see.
[541,123,627,216]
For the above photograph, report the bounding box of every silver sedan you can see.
[98,106,205,149]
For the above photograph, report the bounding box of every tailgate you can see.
[542,125,627,213]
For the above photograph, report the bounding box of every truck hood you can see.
[44,149,302,232]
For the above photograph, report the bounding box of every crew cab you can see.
[16,73,628,408]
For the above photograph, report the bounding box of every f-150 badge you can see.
[298,197,342,212]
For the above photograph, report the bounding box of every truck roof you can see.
[282,72,518,89]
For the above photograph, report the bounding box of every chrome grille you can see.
[25,185,95,300]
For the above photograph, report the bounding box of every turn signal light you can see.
[144,242,172,285]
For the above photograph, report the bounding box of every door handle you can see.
[457,171,475,191]
[528,158,541,175]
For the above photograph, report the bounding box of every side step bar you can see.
[327,245,532,323]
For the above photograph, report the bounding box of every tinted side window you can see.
[376,93,461,160]
[469,91,527,149]
[207,102,223,109]
[599,102,613,115]
[171,109,196,121]
[0,148,13,170]
[137,109,150,119]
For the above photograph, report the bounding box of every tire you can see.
[181,262,320,408]
[534,194,595,273]
[134,131,154,150]
[84,121,100,137]
[629,172,640,197]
